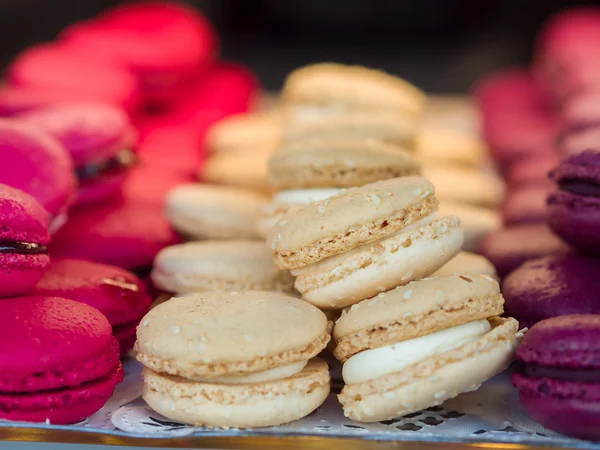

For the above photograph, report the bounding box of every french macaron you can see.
[281,63,426,120]
[205,112,281,154]
[548,150,600,253]
[268,139,421,190]
[0,184,50,298]
[136,291,331,428]
[119,165,191,208]
[166,184,269,240]
[502,254,600,328]
[200,148,272,193]
[0,119,76,227]
[49,202,181,272]
[438,201,501,252]
[282,111,418,148]
[416,128,487,167]
[0,296,123,424]
[0,86,100,117]
[502,185,549,225]
[512,314,600,440]
[333,274,521,422]
[479,224,570,278]
[561,127,600,156]
[34,258,152,356]
[432,251,497,279]
[151,241,294,295]
[19,103,137,206]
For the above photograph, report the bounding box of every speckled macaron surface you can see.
[432,252,497,279]
[151,241,294,294]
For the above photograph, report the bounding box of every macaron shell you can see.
[502,185,549,225]
[0,253,50,298]
[112,321,138,357]
[0,184,50,243]
[76,170,129,206]
[141,358,329,428]
[432,251,497,279]
[438,201,501,252]
[205,112,281,153]
[200,148,272,193]
[0,362,123,425]
[416,128,486,167]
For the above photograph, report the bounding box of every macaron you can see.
[432,251,497,279]
[0,119,76,225]
[205,112,281,154]
[49,202,181,272]
[504,152,559,188]
[34,258,152,356]
[561,127,600,156]
[0,296,123,424]
[333,274,521,422]
[281,63,426,120]
[503,254,600,328]
[0,86,99,117]
[269,139,421,190]
[479,224,570,278]
[166,184,268,240]
[19,103,138,206]
[548,150,600,253]
[438,201,501,252]
[416,128,486,167]
[561,91,600,132]
[0,184,50,298]
[512,314,600,440]
[200,149,272,193]
[136,291,331,428]
[502,185,549,225]
[282,111,418,148]
[119,165,191,208]
[151,241,294,295]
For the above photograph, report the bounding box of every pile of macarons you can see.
[473,7,600,441]
[0,1,259,425]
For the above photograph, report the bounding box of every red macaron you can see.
[19,103,138,206]
[35,258,152,356]
[0,296,123,424]
[0,185,50,298]
[0,119,76,228]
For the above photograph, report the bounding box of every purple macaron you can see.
[479,224,570,278]
[512,315,600,441]
[503,253,600,328]
[547,150,600,253]
[0,184,50,298]
[19,103,137,206]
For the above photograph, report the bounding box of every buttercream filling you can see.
[273,188,342,206]
[195,361,308,385]
[0,240,48,255]
[76,149,136,181]
[522,364,600,382]
[559,180,600,197]
[342,319,491,385]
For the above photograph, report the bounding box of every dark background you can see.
[0,0,595,93]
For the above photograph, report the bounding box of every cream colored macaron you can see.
[166,184,268,240]
[333,274,521,422]
[281,63,426,120]
[205,112,281,154]
[200,148,272,193]
[417,128,487,167]
[268,139,421,190]
[439,201,501,252]
[151,241,294,294]
[433,251,497,279]
[136,291,331,428]
[423,165,504,208]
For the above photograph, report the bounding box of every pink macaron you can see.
[49,202,181,272]
[19,103,138,206]
[120,165,191,208]
[0,119,76,226]
[0,185,50,298]
[0,296,123,424]
[35,258,152,356]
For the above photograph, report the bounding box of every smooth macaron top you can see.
[268,176,436,254]
[550,150,600,196]
[281,63,426,118]
[0,119,76,217]
[516,315,600,369]
[0,184,50,244]
[0,296,116,387]
[205,112,281,153]
[136,291,329,376]
[268,139,421,189]
[35,258,151,326]
[19,103,136,166]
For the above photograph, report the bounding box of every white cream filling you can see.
[273,188,342,206]
[196,361,307,385]
[342,320,491,385]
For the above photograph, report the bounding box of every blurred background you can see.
[1,0,597,93]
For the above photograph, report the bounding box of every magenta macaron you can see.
[513,315,600,440]
[19,103,138,206]
[0,185,50,298]
[0,119,76,230]
[0,296,123,424]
